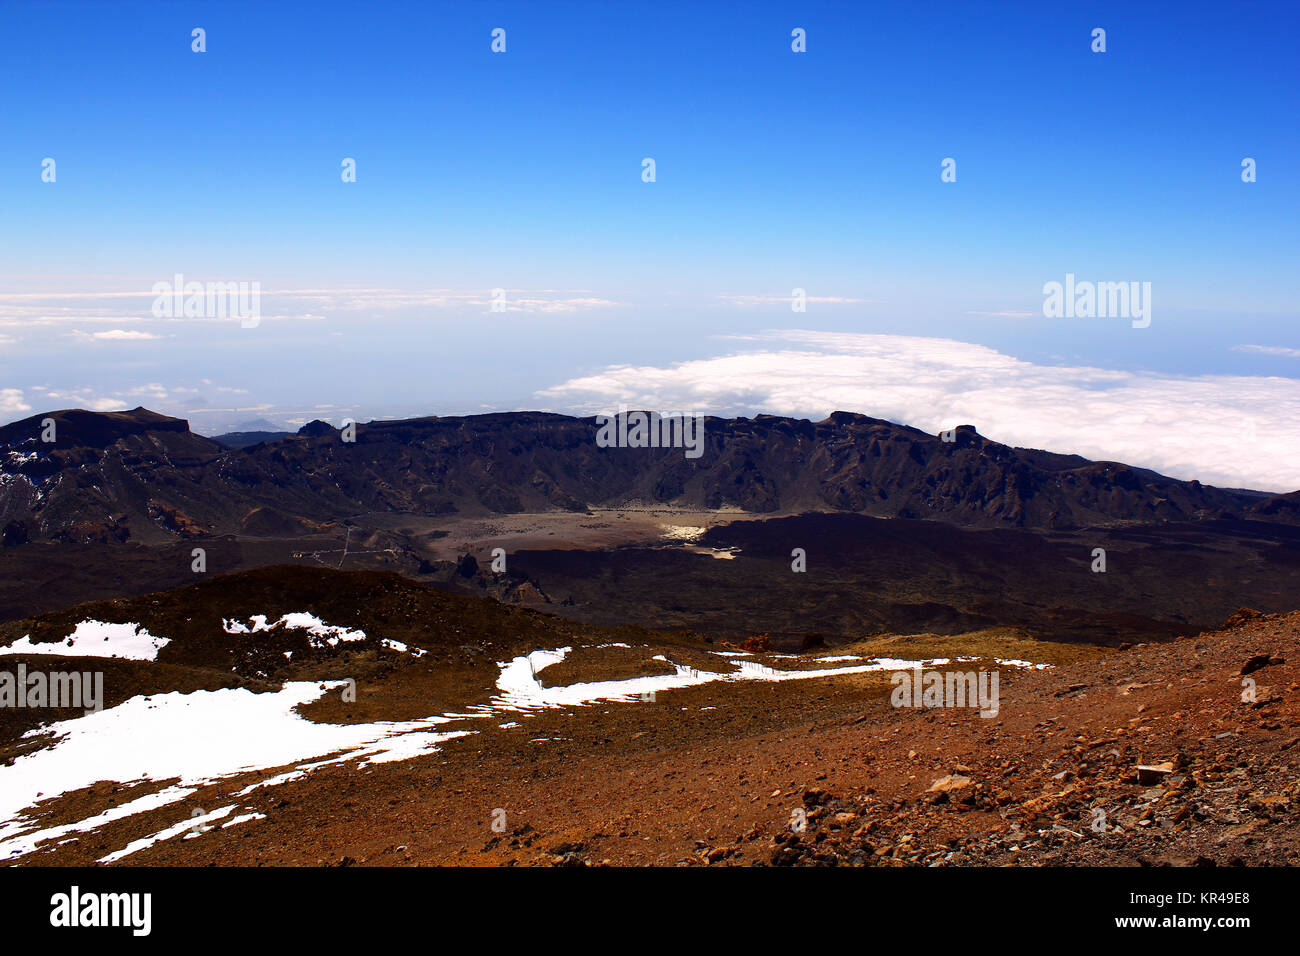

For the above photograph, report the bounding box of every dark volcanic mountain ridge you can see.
[2,406,1295,548]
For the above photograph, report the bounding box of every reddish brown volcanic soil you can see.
[9,586,1296,867]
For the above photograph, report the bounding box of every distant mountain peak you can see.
[297,420,340,438]
[0,406,191,449]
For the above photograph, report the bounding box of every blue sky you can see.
[1,0,1297,488]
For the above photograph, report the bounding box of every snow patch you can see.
[0,682,471,860]
[0,621,170,661]
[489,647,960,713]
[223,613,366,648]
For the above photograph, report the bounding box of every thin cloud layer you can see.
[1234,344,1300,359]
[538,331,1300,492]
[68,329,162,342]
[0,288,620,332]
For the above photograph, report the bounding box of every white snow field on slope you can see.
[0,680,477,860]
[0,616,1046,862]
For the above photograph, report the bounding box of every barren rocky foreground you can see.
[2,566,1295,868]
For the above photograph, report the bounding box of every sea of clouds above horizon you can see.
[538,330,1300,493]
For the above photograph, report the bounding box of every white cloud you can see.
[717,294,868,306]
[0,389,31,418]
[538,330,1300,492]
[23,384,203,413]
[1234,344,1300,359]
[35,388,127,412]
[486,295,618,313]
[0,287,620,328]
[69,329,162,342]
[125,383,198,401]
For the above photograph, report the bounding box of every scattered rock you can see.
[1241,654,1275,676]
[1136,763,1175,786]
